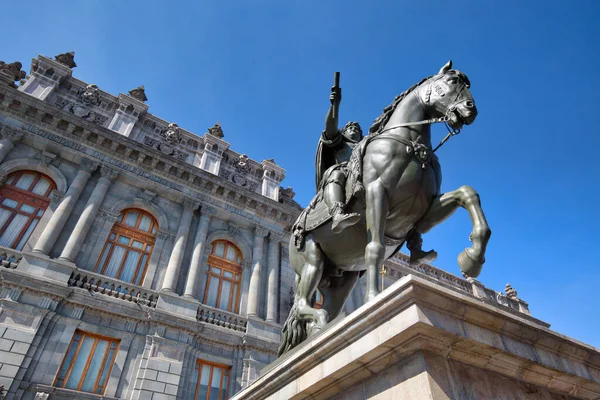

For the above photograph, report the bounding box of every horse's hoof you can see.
[458,247,484,278]
[364,290,380,303]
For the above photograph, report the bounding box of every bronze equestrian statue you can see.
[280,61,491,356]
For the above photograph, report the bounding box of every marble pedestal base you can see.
[232,275,600,400]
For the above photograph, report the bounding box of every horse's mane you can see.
[368,75,433,134]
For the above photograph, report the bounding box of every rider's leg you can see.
[406,230,438,266]
[323,170,360,233]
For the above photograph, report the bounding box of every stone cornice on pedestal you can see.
[232,275,600,400]
[30,55,73,82]
[116,92,148,116]
[0,84,300,230]
[203,130,230,153]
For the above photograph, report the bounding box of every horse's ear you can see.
[439,60,452,74]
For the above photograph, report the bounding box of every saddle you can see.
[292,139,370,250]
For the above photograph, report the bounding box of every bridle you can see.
[375,76,470,153]
[376,115,461,154]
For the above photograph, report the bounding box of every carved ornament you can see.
[128,85,148,102]
[207,122,224,138]
[54,51,77,68]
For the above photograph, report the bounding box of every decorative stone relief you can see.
[50,190,65,205]
[227,224,241,238]
[160,123,182,144]
[0,125,24,144]
[55,92,108,126]
[254,226,269,238]
[77,84,101,106]
[137,189,156,203]
[39,151,59,167]
[100,165,119,182]
[34,393,49,400]
[235,154,251,174]
[143,135,188,160]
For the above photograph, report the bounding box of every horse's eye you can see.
[448,78,458,84]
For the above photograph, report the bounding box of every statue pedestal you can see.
[231,275,600,399]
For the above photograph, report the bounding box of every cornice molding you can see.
[0,85,300,231]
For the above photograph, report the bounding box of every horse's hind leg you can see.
[364,180,389,303]
[415,185,491,277]
[295,235,328,334]
[320,270,360,320]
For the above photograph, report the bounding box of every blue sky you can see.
[4,1,600,347]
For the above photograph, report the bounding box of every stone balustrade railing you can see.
[388,252,531,315]
[67,270,158,307]
[0,246,22,269]
[390,253,472,293]
[196,304,247,332]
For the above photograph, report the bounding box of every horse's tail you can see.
[278,275,308,357]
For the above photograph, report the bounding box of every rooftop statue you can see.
[280,61,491,356]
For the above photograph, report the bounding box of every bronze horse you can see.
[279,61,491,356]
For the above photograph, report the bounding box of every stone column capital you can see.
[50,190,65,205]
[254,226,269,239]
[0,125,23,143]
[183,198,200,211]
[270,232,284,243]
[200,205,218,218]
[99,210,120,223]
[80,158,99,173]
[99,165,119,182]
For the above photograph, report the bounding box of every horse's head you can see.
[420,60,477,131]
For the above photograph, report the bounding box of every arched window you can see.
[95,208,158,285]
[0,170,56,250]
[203,240,242,313]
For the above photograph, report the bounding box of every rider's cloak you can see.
[314,132,359,192]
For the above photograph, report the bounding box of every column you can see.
[160,199,198,292]
[0,128,23,163]
[183,207,214,298]
[33,158,97,255]
[265,233,282,323]
[246,227,268,318]
[58,166,118,262]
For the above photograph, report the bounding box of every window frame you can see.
[193,359,231,400]
[54,329,120,395]
[94,208,158,285]
[202,241,243,314]
[0,170,56,250]
[314,290,323,310]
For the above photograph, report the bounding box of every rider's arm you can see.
[321,87,342,146]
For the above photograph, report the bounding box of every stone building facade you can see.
[0,52,308,400]
[0,52,536,400]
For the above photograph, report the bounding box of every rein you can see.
[376,115,461,153]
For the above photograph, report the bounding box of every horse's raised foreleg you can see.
[415,185,491,277]
[364,180,389,302]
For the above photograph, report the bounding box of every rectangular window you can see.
[203,264,241,314]
[55,330,120,395]
[192,360,230,400]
